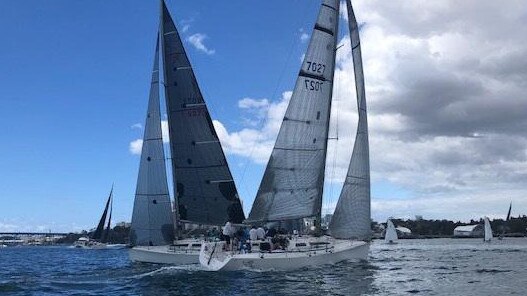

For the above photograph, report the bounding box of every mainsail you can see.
[329,0,371,240]
[484,217,493,242]
[92,187,113,241]
[506,202,512,221]
[160,1,245,225]
[130,37,175,246]
[247,0,340,223]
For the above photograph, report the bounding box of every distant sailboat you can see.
[74,186,119,249]
[384,220,398,244]
[200,0,370,271]
[483,217,493,242]
[129,0,245,264]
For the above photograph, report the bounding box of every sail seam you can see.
[274,147,322,152]
[299,71,328,82]
[314,24,334,36]
[322,4,337,11]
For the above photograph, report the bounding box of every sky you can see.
[0,0,526,232]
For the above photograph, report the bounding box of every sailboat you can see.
[483,217,493,242]
[200,0,370,271]
[129,0,245,264]
[384,220,398,244]
[74,186,120,249]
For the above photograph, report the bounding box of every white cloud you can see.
[182,24,190,33]
[129,139,143,155]
[300,32,309,43]
[215,92,291,164]
[187,33,215,55]
[131,123,142,130]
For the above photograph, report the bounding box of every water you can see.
[1,238,526,295]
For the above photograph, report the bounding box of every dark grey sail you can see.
[329,0,371,240]
[247,0,340,223]
[102,197,112,243]
[92,187,113,241]
[130,37,175,246]
[160,1,245,225]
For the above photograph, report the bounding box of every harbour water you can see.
[1,238,526,295]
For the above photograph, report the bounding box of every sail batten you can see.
[329,0,371,240]
[160,1,245,225]
[247,0,340,224]
[130,35,175,246]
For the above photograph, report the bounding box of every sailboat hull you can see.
[200,238,369,272]
[129,244,200,265]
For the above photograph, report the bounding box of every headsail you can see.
[160,1,245,225]
[130,37,175,246]
[247,0,340,224]
[506,202,512,221]
[484,217,493,242]
[329,0,371,240]
[103,196,113,243]
[92,186,113,241]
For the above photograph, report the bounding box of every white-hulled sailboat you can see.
[129,1,245,264]
[384,220,398,244]
[200,0,371,271]
[483,217,493,242]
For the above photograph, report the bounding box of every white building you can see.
[453,225,483,237]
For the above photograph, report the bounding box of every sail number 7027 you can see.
[304,79,323,91]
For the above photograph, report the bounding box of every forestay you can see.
[160,2,245,225]
[329,0,371,240]
[130,38,175,246]
[247,0,340,223]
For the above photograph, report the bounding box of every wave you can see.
[132,265,205,279]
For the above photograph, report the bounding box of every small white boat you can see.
[384,219,398,244]
[200,236,368,271]
[0,244,7,248]
[484,217,493,242]
[73,237,107,249]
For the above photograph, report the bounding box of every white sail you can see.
[384,220,398,243]
[247,0,340,223]
[328,0,371,240]
[484,217,493,242]
[130,37,175,246]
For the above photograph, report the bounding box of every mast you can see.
[92,186,113,241]
[247,0,340,224]
[160,0,245,228]
[158,0,181,239]
[130,33,175,246]
[329,0,371,240]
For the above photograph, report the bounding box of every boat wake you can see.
[132,265,204,279]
